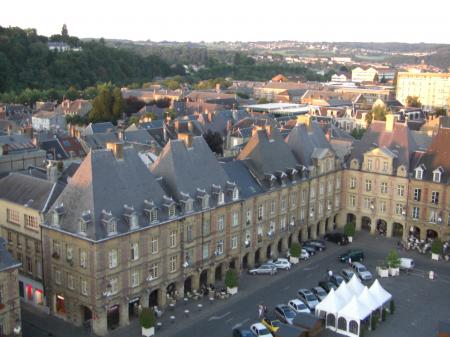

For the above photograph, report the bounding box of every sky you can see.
[1,0,450,43]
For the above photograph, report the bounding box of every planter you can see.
[431,253,440,261]
[227,287,238,296]
[142,326,155,337]
[388,267,400,276]
[348,236,353,243]
[377,267,389,278]
[290,257,299,264]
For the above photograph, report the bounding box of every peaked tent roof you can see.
[338,295,372,321]
[358,287,381,311]
[347,274,365,296]
[335,281,354,303]
[369,279,392,304]
[315,288,345,314]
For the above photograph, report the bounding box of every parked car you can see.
[274,304,297,324]
[288,299,311,314]
[310,286,327,301]
[250,323,273,337]
[269,258,292,270]
[329,274,345,286]
[304,240,327,251]
[339,249,364,263]
[297,288,319,309]
[233,328,254,337]
[324,232,349,245]
[249,264,277,275]
[351,262,373,281]
[340,268,355,281]
[400,257,415,270]
[261,316,282,333]
[318,280,337,293]
[286,249,310,260]
[301,244,317,256]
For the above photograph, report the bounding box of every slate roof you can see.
[82,132,119,150]
[151,136,236,205]
[83,122,115,135]
[349,120,419,170]
[47,147,168,240]
[0,134,36,153]
[123,124,157,145]
[0,238,21,272]
[221,160,263,198]
[0,172,64,213]
[40,139,69,160]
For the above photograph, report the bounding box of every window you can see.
[231,234,238,249]
[108,249,118,269]
[310,188,316,199]
[216,240,224,255]
[68,274,75,290]
[151,236,159,254]
[319,183,324,196]
[380,182,388,194]
[350,177,356,189]
[16,234,21,248]
[66,246,73,261]
[309,206,315,219]
[395,204,404,215]
[186,224,193,242]
[415,168,423,180]
[412,207,420,220]
[36,260,42,279]
[300,208,305,221]
[397,185,405,197]
[328,181,333,194]
[79,220,87,235]
[149,263,159,279]
[413,188,421,201]
[280,217,286,231]
[429,210,438,223]
[110,278,118,295]
[382,161,388,173]
[107,219,117,236]
[246,210,252,224]
[336,178,341,189]
[131,242,139,261]
[55,269,61,285]
[26,256,32,273]
[131,270,139,288]
[232,188,239,201]
[232,212,239,227]
[168,205,176,218]
[185,200,193,213]
[7,231,12,244]
[270,200,275,214]
[290,192,296,209]
[364,198,371,209]
[380,201,386,213]
[80,250,87,268]
[335,195,340,208]
[258,205,264,220]
[169,255,177,273]
[319,203,323,215]
[24,215,38,230]
[281,196,286,211]
[349,195,356,207]
[433,171,441,183]
[202,244,209,260]
[202,220,210,236]
[169,230,177,248]
[431,191,439,205]
[301,190,307,205]
[218,192,224,205]
[35,241,41,254]
[217,215,225,231]
[365,180,372,192]
[7,209,20,224]
[52,240,61,257]
[202,196,209,209]
[150,209,158,223]
[367,159,372,171]
[81,279,88,296]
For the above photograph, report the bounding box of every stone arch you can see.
[148,289,160,308]
[426,229,438,240]
[346,213,356,225]
[255,248,261,265]
[200,269,208,288]
[277,238,283,254]
[361,216,371,232]
[288,234,293,248]
[376,219,387,236]
[215,263,223,281]
[266,244,272,259]
[392,222,404,238]
[242,253,249,269]
[184,276,193,296]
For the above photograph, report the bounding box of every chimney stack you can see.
[106,142,124,160]
[385,114,397,132]
[178,133,193,148]
[47,161,58,182]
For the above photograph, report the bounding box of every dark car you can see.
[233,328,254,337]
[304,240,327,251]
[329,274,345,286]
[302,243,317,255]
[339,249,364,263]
[341,268,355,281]
[318,280,338,293]
[323,232,349,245]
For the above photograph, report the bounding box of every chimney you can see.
[385,114,397,132]
[106,142,124,160]
[178,133,193,148]
[47,161,58,182]
[296,114,312,130]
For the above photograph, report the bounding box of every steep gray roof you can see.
[0,173,63,213]
[221,160,263,198]
[286,121,333,167]
[0,238,21,272]
[123,124,157,145]
[151,137,234,204]
[83,122,115,135]
[47,147,168,240]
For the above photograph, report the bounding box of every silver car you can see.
[249,264,277,275]
[351,262,373,281]
[311,286,327,301]
[297,288,319,309]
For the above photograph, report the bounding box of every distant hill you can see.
[0,26,178,93]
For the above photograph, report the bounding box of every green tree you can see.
[386,250,401,268]
[365,111,373,126]
[128,116,140,125]
[350,128,366,140]
[112,87,123,120]
[224,269,239,288]
[203,130,223,155]
[61,24,69,42]
[290,242,302,258]
[89,84,115,123]
[139,307,155,329]
[65,86,79,101]
[373,105,387,121]
[406,96,421,108]
[434,107,447,117]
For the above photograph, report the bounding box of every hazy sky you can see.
[2,0,450,43]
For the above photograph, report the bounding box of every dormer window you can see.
[367,159,372,171]
[197,188,209,210]
[150,209,158,223]
[144,200,158,223]
[433,168,443,183]
[123,205,139,230]
[53,204,65,227]
[79,220,87,235]
[415,167,424,180]
[102,210,117,236]
[185,199,193,213]
[79,210,91,235]
[232,187,239,201]
[180,192,194,213]
[218,192,225,205]
[202,195,209,209]
[168,205,176,218]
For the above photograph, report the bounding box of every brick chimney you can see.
[106,142,124,160]
[178,133,193,148]
[385,114,397,132]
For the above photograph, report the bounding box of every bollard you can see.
[156,322,162,331]
[184,309,189,318]
[184,297,188,305]
[170,315,176,324]
[197,304,203,312]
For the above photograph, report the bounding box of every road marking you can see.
[232,318,250,330]
[225,317,234,323]
[304,265,319,271]
[208,311,231,321]
[283,285,290,290]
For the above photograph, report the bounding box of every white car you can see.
[351,262,373,281]
[287,249,310,260]
[269,258,292,270]
[250,323,272,337]
[288,298,311,314]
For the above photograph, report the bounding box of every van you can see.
[339,249,364,263]
[399,257,414,270]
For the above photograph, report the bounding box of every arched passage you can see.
[277,239,283,254]
[148,289,159,308]
[80,305,92,326]
[166,282,177,299]
[361,216,371,231]
[255,248,261,265]
[325,217,330,232]
[266,244,272,259]
[409,226,420,239]
[346,213,356,225]
[215,263,223,281]
[200,270,208,288]
[377,219,387,236]
[229,258,236,270]
[393,222,404,238]
[427,229,438,240]
[288,234,293,248]
[184,276,192,296]
[242,253,248,269]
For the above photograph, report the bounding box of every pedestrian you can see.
[348,257,352,266]
[264,305,268,315]
[258,304,263,319]
[328,269,333,279]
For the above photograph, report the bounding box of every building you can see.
[351,67,378,83]
[0,134,46,174]
[396,72,450,109]
[0,238,21,337]
[331,73,350,83]
[32,111,66,131]
[56,100,92,117]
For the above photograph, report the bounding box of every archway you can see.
[215,264,223,281]
[128,298,140,321]
[325,218,329,232]
[333,214,338,230]
[277,239,283,254]
[346,213,356,225]
[316,222,320,236]
[184,276,192,296]
[242,254,248,269]
[255,248,261,265]
[361,216,371,231]
[393,223,404,238]
[288,234,292,248]
[377,219,387,236]
[426,229,438,240]
[166,283,177,299]
[107,304,120,330]
[229,258,236,270]
[307,227,311,239]
[200,270,208,287]
[148,289,159,308]
[409,226,420,239]
[266,244,272,259]
[298,231,303,243]
[80,305,92,325]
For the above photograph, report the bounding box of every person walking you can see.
[258,304,263,319]
[328,269,333,280]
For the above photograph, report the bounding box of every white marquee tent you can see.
[358,286,381,312]
[337,295,372,337]
[347,274,365,296]
[335,282,354,302]
[315,288,345,328]
[369,279,392,305]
